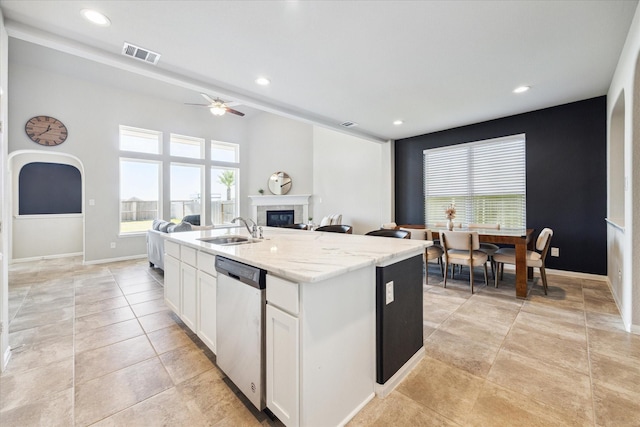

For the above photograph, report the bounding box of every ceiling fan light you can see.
[210,106,226,116]
[81,9,111,26]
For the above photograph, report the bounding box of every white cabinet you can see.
[197,270,217,353]
[266,304,299,427]
[266,274,300,426]
[164,254,180,313]
[180,262,198,330]
[266,269,375,427]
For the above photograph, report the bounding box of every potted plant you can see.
[258,188,264,195]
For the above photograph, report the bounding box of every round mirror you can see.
[268,171,292,195]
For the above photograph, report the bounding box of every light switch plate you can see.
[386,281,394,304]
[551,247,559,257]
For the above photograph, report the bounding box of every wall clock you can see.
[268,171,292,195]
[25,116,68,146]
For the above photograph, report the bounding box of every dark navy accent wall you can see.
[395,96,607,275]
[19,162,82,215]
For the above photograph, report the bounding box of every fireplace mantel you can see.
[249,194,311,225]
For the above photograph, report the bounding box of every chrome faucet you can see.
[232,217,258,238]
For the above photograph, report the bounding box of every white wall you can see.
[244,113,313,216]
[312,126,393,234]
[607,5,640,333]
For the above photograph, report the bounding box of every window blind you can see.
[423,134,526,229]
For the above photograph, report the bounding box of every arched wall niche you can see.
[8,150,85,261]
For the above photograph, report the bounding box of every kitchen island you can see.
[163,226,429,426]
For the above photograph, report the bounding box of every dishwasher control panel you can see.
[215,256,266,289]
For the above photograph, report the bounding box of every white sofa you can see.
[147,219,207,270]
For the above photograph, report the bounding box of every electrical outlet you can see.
[89,199,95,206]
[385,281,394,305]
[551,247,559,257]
[110,242,116,249]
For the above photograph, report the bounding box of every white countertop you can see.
[165,226,431,283]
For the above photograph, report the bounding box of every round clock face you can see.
[25,116,68,146]
[268,171,292,195]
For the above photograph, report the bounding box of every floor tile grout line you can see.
[581,277,598,426]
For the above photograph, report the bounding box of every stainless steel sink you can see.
[198,235,259,246]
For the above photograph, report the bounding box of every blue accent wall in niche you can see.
[19,162,82,215]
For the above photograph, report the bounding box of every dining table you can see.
[400,225,535,298]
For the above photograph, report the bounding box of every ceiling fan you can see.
[185,93,245,117]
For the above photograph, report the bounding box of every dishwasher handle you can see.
[227,272,241,281]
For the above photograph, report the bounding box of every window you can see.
[120,126,161,154]
[120,159,161,234]
[211,140,239,162]
[171,133,204,159]
[170,163,203,222]
[211,167,238,224]
[423,134,526,229]
[211,141,240,224]
[119,126,241,233]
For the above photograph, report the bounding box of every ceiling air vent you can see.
[340,121,358,128]
[122,42,161,65]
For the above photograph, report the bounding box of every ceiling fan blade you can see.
[225,107,245,117]
[225,101,241,107]
[201,93,217,104]
[184,103,211,107]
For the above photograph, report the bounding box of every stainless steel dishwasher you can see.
[215,256,267,410]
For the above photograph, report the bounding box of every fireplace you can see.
[266,209,295,227]
[249,194,311,226]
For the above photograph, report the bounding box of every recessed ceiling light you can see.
[255,77,271,86]
[81,9,111,27]
[393,120,403,125]
[513,85,530,94]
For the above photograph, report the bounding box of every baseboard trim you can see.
[83,254,147,265]
[500,264,607,281]
[337,392,375,427]
[11,252,83,264]
[374,346,425,398]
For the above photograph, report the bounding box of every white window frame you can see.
[423,134,526,229]
[170,162,204,222]
[170,133,205,159]
[119,158,162,235]
[120,125,162,154]
[210,140,240,225]
[119,126,242,235]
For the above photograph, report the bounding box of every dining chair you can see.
[468,223,501,278]
[380,222,398,229]
[280,223,308,230]
[493,228,554,294]
[315,224,353,234]
[399,227,444,284]
[365,229,410,239]
[441,231,489,293]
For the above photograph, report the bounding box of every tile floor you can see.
[1,257,639,426]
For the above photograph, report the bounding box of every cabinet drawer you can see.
[181,246,198,267]
[165,240,180,259]
[197,251,217,277]
[267,275,299,316]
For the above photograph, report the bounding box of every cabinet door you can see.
[197,271,217,354]
[266,304,299,427]
[181,263,198,331]
[164,255,180,313]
